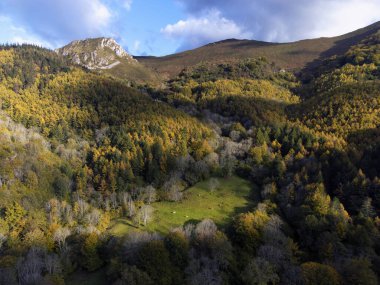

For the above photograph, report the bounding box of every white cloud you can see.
[123,0,133,11]
[176,0,380,43]
[0,16,52,47]
[309,0,380,38]
[161,10,252,51]
[129,40,141,54]
[91,1,112,26]
[0,0,113,47]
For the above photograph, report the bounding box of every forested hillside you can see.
[0,24,379,285]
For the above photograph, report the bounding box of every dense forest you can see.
[0,29,379,285]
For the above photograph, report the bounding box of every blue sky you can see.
[0,0,379,56]
[112,0,186,55]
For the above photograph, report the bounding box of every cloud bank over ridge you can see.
[164,0,380,51]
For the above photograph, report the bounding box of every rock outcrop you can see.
[56,38,137,70]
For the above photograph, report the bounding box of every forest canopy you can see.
[0,28,379,285]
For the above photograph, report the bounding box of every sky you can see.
[0,0,379,56]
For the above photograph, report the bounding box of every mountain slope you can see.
[1,23,380,285]
[137,21,380,79]
[291,29,380,146]
[56,37,161,85]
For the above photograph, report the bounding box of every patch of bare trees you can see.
[53,227,71,251]
[16,247,62,285]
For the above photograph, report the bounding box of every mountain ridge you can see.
[54,21,380,82]
[136,20,380,78]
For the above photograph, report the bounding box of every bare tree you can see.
[139,205,154,226]
[110,192,118,210]
[175,155,195,174]
[93,191,104,209]
[0,267,17,285]
[208,178,220,192]
[123,232,161,263]
[183,223,195,240]
[131,187,140,200]
[61,203,73,225]
[168,185,183,202]
[45,199,62,224]
[85,209,101,227]
[145,185,157,204]
[119,192,137,217]
[103,198,111,212]
[185,250,223,285]
[195,219,217,241]
[257,245,286,271]
[204,152,220,170]
[281,265,303,285]
[229,130,241,142]
[0,233,6,250]
[53,227,71,251]
[76,199,90,219]
[242,257,279,285]
[127,196,136,218]
[259,215,294,271]
[163,175,184,202]
[261,182,277,200]
[119,191,130,209]
[44,254,62,275]
[17,247,45,285]
[134,186,153,201]
[95,126,110,144]
[219,142,237,177]
[361,197,376,218]
[192,160,210,180]
[262,215,284,244]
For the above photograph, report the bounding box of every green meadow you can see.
[109,176,258,236]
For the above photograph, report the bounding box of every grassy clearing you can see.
[109,176,257,236]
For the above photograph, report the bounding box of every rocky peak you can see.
[56,37,137,70]
[98,38,130,58]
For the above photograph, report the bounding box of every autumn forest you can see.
[0,23,379,285]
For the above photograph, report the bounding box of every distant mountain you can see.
[55,22,380,83]
[137,21,380,79]
[56,37,161,85]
